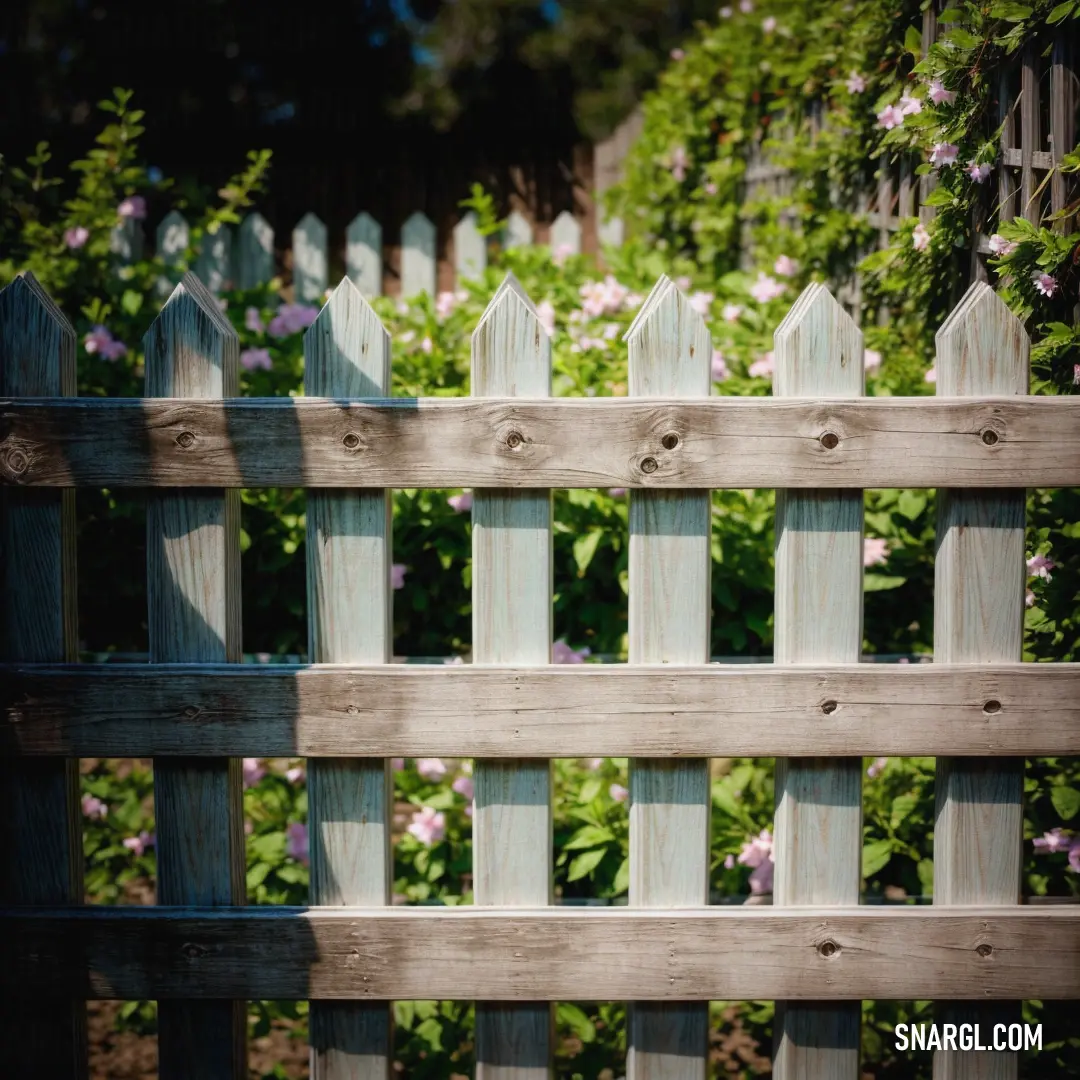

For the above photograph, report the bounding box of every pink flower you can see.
[738,828,773,870]
[244,307,265,333]
[243,758,266,786]
[967,161,991,183]
[608,488,627,497]
[407,806,446,845]
[924,366,936,384]
[240,348,272,371]
[579,275,629,317]
[553,639,591,664]
[748,352,774,378]
[1033,829,1072,854]
[722,303,743,323]
[585,758,605,770]
[285,764,305,784]
[762,16,776,33]
[988,233,1018,257]
[1026,588,1036,608]
[609,783,629,802]
[82,794,107,819]
[286,821,309,865]
[912,223,930,252]
[1033,273,1059,298]
[117,196,147,220]
[723,853,736,869]
[448,491,472,513]
[64,226,89,249]
[435,291,457,319]
[689,290,714,316]
[122,831,154,856]
[876,104,905,130]
[704,181,719,196]
[749,272,785,303]
[863,349,882,374]
[1027,554,1055,580]
[675,275,692,291]
[83,325,128,360]
[929,143,959,168]
[899,92,922,116]
[267,303,320,338]
[670,146,689,182]
[748,860,774,894]
[711,350,729,382]
[391,758,405,771]
[1074,364,1080,386]
[719,5,732,15]
[416,758,447,781]
[845,72,866,94]
[739,0,753,11]
[534,299,556,338]
[863,537,890,567]
[391,564,406,590]
[420,336,433,354]
[773,254,797,277]
[867,757,889,779]
[1071,843,1080,874]
[928,79,956,106]
[452,775,474,801]
[670,48,685,60]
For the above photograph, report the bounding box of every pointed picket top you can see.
[193,224,233,294]
[935,281,1029,396]
[504,209,533,249]
[304,277,390,398]
[0,271,76,396]
[143,272,239,397]
[598,216,625,248]
[453,211,487,282]
[110,217,144,264]
[773,282,862,397]
[346,212,383,297]
[237,212,275,289]
[292,212,328,302]
[401,211,436,298]
[471,272,550,397]
[625,276,711,396]
[156,211,190,267]
[623,273,674,343]
[550,210,581,256]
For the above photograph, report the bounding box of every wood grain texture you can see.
[5,396,1078,490]
[772,284,864,1080]
[3,906,1079,1002]
[347,213,383,299]
[294,213,329,302]
[304,278,394,1080]
[932,283,1028,1080]
[401,212,436,298]
[471,274,554,1080]
[5,662,1078,759]
[144,272,247,1080]
[0,272,86,1078]
[625,276,711,1080]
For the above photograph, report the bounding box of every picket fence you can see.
[2,266,1080,1080]
[115,203,592,303]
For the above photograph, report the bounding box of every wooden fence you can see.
[2,266,1080,1080]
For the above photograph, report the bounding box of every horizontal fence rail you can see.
[4,906,1080,1002]
[3,662,1079,758]
[3,396,1080,489]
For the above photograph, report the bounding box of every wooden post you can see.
[772,284,864,1080]
[454,211,487,282]
[932,282,1028,1080]
[1019,46,1040,225]
[195,225,233,294]
[237,212,275,289]
[304,278,394,1080]
[294,212,329,301]
[401,212,437,298]
[625,276,712,1080]
[347,212,383,298]
[144,272,247,1080]
[472,274,553,1080]
[1050,39,1075,231]
[503,210,534,249]
[0,272,86,1077]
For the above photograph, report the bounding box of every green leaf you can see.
[864,574,906,592]
[944,27,982,49]
[394,1000,417,1030]
[568,848,607,881]
[1050,786,1080,821]
[712,780,741,818]
[415,1017,444,1052]
[936,6,964,21]
[897,489,927,520]
[573,529,603,575]
[578,777,603,804]
[890,793,919,829]
[903,25,923,56]
[557,1003,597,1043]
[917,858,934,894]
[862,838,893,878]
[988,2,1033,20]
[612,855,630,895]
[1047,2,1077,23]
[565,824,616,850]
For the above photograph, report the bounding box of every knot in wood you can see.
[978,415,1006,446]
[661,432,680,451]
[819,431,840,450]
[640,456,659,475]
[982,699,1002,715]
[342,431,361,451]
[981,428,999,446]
[976,943,993,958]
[182,705,202,719]
[505,430,524,450]
[180,942,208,960]
[818,939,839,959]
[4,446,29,476]
[174,430,196,450]
[821,699,838,715]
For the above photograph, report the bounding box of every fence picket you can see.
[293,212,329,301]
[304,277,393,1079]
[143,272,246,1080]
[472,274,553,1080]
[772,284,864,1080]
[504,210,533,249]
[194,225,233,294]
[454,211,487,282]
[932,282,1028,1080]
[625,277,713,1080]
[110,217,145,263]
[0,272,85,1077]
[549,210,581,256]
[347,212,383,298]
[156,210,190,297]
[237,212,275,289]
[401,211,436,298]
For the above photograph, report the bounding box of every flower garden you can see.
[2,0,1079,1076]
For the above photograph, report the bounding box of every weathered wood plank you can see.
[194,225,233,294]
[144,272,247,1080]
[0,272,86,1078]
[293,213,329,302]
[4,662,1078,759]
[3,907,1079,1002]
[932,283,1028,1080]
[401,212,436,298]
[304,278,393,1080]
[472,274,553,1080]
[504,210,533,249]
[156,210,190,296]
[453,211,487,281]
[772,283,864,1080]
[626,276,711,1080]
[549,211,581,256]
[346,213,382,298]
[4,396,1078,490]
[236,213,275,289]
